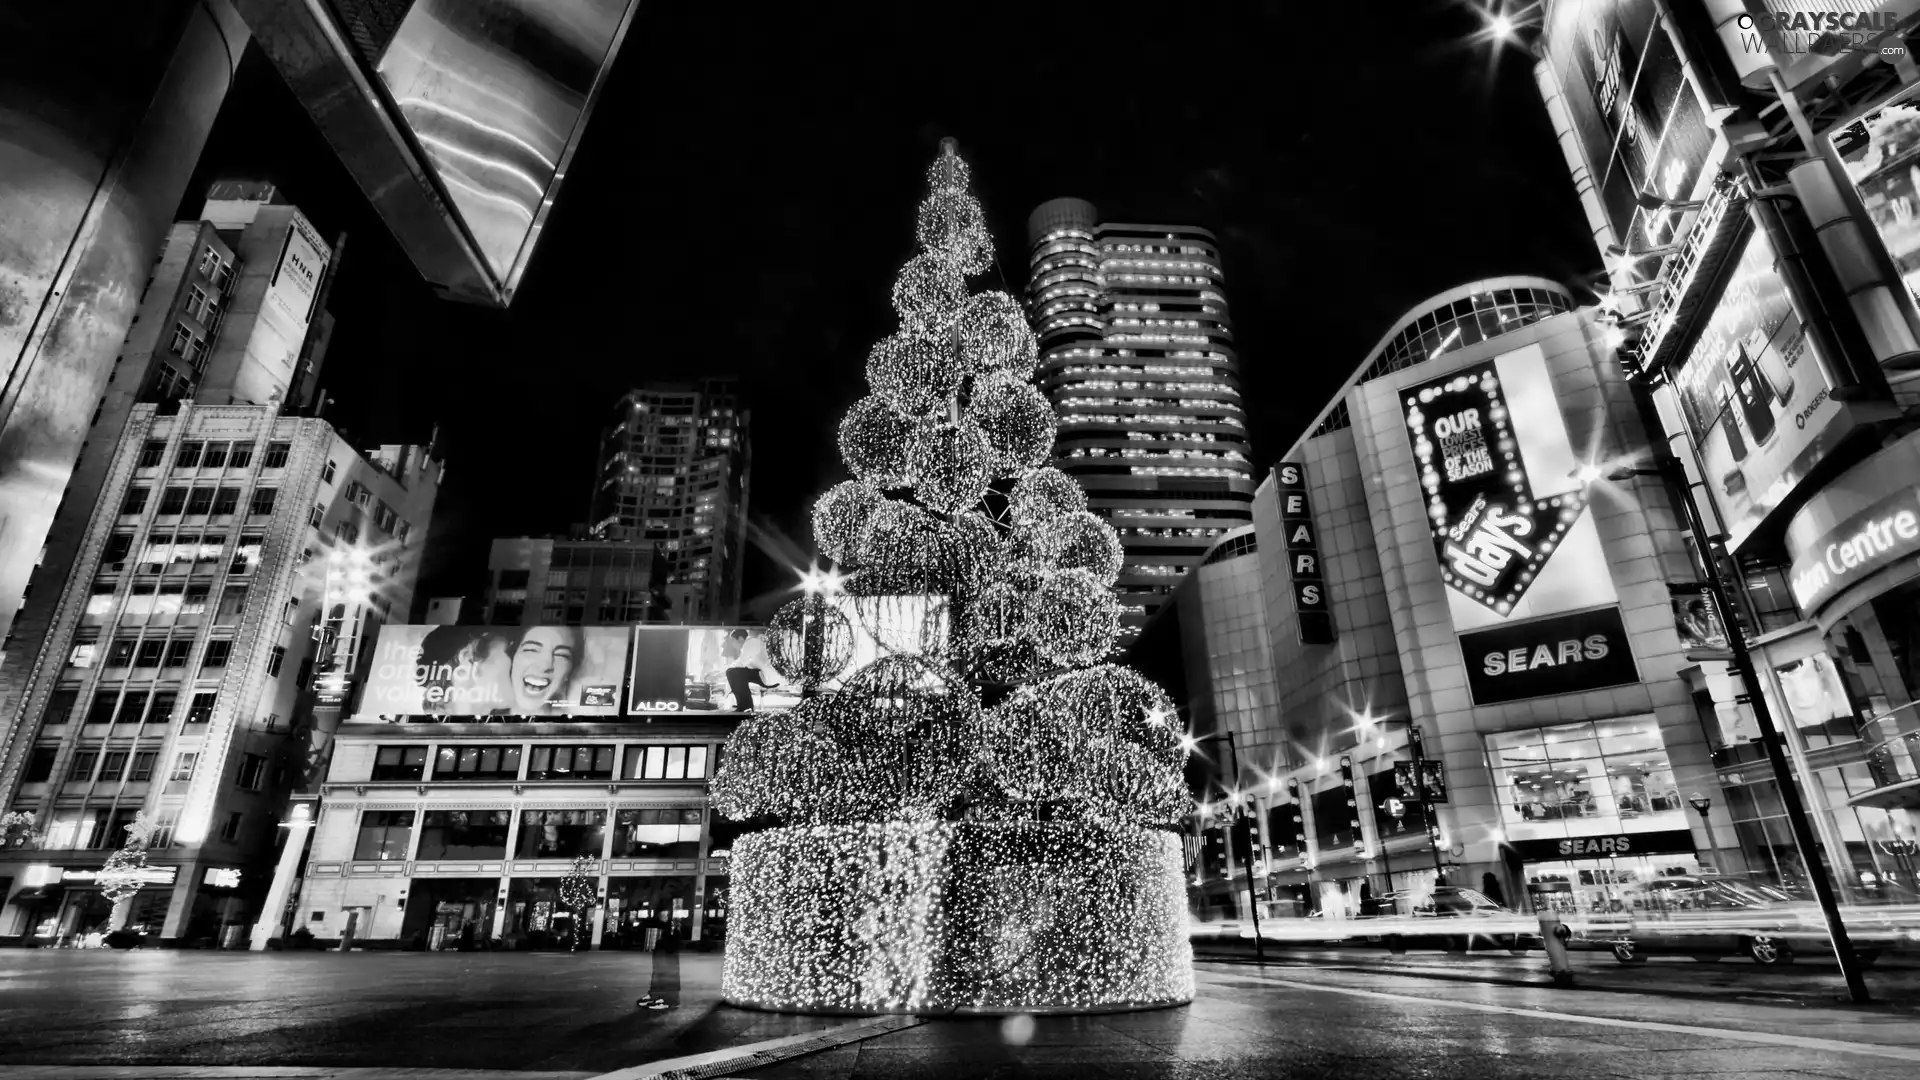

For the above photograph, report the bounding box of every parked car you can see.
[1398,887,1540,952]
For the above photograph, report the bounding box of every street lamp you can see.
[1687,792,1721,874]
[1576,452,1871,1001]
[1187,729,1265,962]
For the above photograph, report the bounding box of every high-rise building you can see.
[0,184,339,665]
[589,380,750,624]
[482,536,663,627]
[1025,199,1255,637]
[0,400,439,944]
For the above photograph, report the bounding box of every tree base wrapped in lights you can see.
[723,821,1192,1015]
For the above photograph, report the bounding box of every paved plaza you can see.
[1,951,1918,1079]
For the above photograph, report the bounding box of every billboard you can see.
[1836,92,1920,308]
[628,626,804,715]
[1668,229,1856,552]
[1545,0,1715,256]
[360,625,630,718]
[1401,345,1618,632]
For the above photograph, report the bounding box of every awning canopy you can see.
[9,884,63,905]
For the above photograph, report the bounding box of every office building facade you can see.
[589,381,749,624]
[0,401,438,944]
[483,537,662,627]
[1025,199,1255,637]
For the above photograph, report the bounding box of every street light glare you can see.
[1490,13,1515,41]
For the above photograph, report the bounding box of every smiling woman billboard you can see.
[359,625,631,718]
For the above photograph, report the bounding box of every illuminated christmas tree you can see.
[561,855,597,952]
[98,812,155,906]
[710,139,1195,1014]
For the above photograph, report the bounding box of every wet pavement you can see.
[2,951,1918,1078]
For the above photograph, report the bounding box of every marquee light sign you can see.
[1404,362,1590,616]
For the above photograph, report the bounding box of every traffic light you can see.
[1201,826,1227,880]
[1340,755,1360,849]
[1230,817,1254,865]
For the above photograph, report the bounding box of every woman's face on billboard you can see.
[511,627,577,713]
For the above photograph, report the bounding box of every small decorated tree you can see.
[560,855,597,952]
[98,812,155,910]
[711,139,1194,1015]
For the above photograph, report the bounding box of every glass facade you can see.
[1487,718,1686,840]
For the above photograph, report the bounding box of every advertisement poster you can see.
[1670,230,1848,551]
[1401,345,1617,631]
[359,625,630,718]
[1774,653,1853,730]
[1669,587,1729,651]
[1839,95,1920,305]
[628,626,802,715]
[1547,0,1713,254]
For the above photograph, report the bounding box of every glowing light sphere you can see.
[967,372,1054,473]
[915,191,992,276]
[908,420,993,515]
[949,511,1003,594]
[867,332,960,417]
[709,707,842,821]
[1048,510,1124,585]
[958,291,1040,377]
[840,397,916,488]
[1008,467,1087,525]
[845,592,951,658]
[892,253,966,336]
[765,594,856,685]
[925,151,973,194]
[812,480,885,565]
[1030,569,1121,667]
[852,501,973,594]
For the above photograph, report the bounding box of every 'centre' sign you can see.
[1788,485,1920,616]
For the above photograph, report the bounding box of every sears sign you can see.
[1459,606,1640,705]
[1276,461,1335,644]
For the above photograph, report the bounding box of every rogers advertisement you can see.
[1669,230,1849,552]
[359,625,630,718]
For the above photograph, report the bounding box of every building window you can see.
[263,442,291,469]
[370,746,428,781]
[85,693,120,726]
[170,752,197,781]
[228,443,251,468]
[216,585,247,622]
[202,442,228,469]
[99,750,129,782]
[176,441,204,468]
[231,536,262,574]
[515,809,606,858]
[236,753,267,791]
[266,645,286,677]
[129,751,158,782]
[103,533,133,564]
[248,488,277,516]
[354,810,415,861]
[497,569,531,589]
[416,810,511,860]
[525,745,615,781]
[309,504,324,529]
[148,690,176,723]
[211,487,239,516]
[219,812,243,842]
[106,639,135,667]
[164,638,193,666]
[66,750,99,784]
[185,691,216,724]
[322,459,337,484]
[185,487,213,515]
[334,520,358,545]
[158,487,188,514]
[116,690,148,724]
[43,689,79,726]
[147,810,178,848]
[137,440,166,468]
[612,808,703,858]
[24,747,58,783]
[1485,717,1685,839]
[621,744,710,781]
[202,639,232,669]
[122,487,150,516]
[432,745,522,781]
[134,639,163,667]
[169,323,193,356]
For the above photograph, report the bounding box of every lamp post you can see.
[1186,729,1264,962]
[250,797,317,951]
[1687,792,1719,875]
[1382,797,1407,913]
[1578,453,1870,1001]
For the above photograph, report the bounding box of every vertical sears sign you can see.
[1275,462,1334,644]
[1401,345,1639,705]
[1543,0,1714,254]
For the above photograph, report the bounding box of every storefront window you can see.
[613,808,703,859]
[417,810,510,860]
[1486,717,1685,840]
[515,809,606,858]
[602,875,695,949]
[1310,784,1359,852]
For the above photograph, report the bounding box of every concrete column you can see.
[159,859,200,940]
[0,0,247,665]
[249,816,314,950]
[689,805,711,942]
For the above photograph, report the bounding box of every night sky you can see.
[184,0,1597,615]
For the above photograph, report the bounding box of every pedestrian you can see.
[1359,880,1378,918]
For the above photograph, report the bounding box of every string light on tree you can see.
[561,855,598,953]
[715,138,1194,1015]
